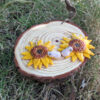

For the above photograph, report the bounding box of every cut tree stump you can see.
[14,21,87,82]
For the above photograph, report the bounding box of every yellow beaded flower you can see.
[58,33,95,62]
[21,40,55,69]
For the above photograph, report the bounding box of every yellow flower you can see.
[58,33,95,62]
[21,40,55,69]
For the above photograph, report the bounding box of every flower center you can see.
[75,43,80,47]
[37,49,43,54]
[31,45,48,58]
[69,39,86,52]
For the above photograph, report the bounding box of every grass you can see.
[0,0,100,100]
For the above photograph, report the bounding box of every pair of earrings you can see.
[48,46,73,58]
[21,33,95,69]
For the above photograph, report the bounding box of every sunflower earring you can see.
[58,33,95,62]
[21,40,61,69]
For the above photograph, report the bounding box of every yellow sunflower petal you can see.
[84,48,94,56]
[72,54,77,62]
[48,45,55,51]
[41,57,48,68]
[88,40,92,43]
[84,39,89,44]
[21,52,30,56]
[78,34,83,39]
[76,52,84,62]
[48,57,53,65]
[33,59,40,69]
[70,52,75,56]
[38,62,42,69]
[72,33,79,39]
[88,45,95,49]
[83,53,91,59]
[84,40,92,45]
[65,55,71,59]
[35,59,40,66]
[84,36,88,39]
[86,39,92,44]
[65,52,74,59]
[37,40,43,45]
[60,44,69,48]
[58,48,64,51]
[63,37,71,43]
[44,41,51,47]
[25,46,32,51]
[22,54,33,60]
[27,59,33,66]
[33,63,37,69]
[46,56,50,63]
[29,41,34,48]
[60,40,66,44]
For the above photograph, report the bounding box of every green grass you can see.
[0,0,100,100]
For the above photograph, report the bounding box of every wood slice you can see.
[14,21,87,82]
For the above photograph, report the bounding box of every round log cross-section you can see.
[14,21,87,82]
